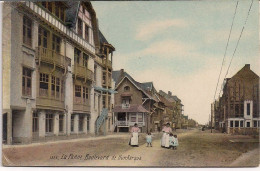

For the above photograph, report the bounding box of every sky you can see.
[92,0,259,124]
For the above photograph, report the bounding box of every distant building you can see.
[214,64,259,135]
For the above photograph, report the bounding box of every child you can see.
[146,132,152,147]
[169,133,175,149]
[173,134,179,150]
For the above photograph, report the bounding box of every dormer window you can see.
[124,86,130,92]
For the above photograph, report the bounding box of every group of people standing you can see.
[129,123,179,150]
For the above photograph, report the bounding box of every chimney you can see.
[245,64,250,70]
[168,91,172,96]
[120,69,124,74]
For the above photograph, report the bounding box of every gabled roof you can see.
[140,82,153,91]
[65,1,80,28]
[112,70,155,101]
[99,30,108,44]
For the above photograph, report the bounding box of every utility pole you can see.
[211,103,213,133]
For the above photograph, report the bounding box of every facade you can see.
[159,90,184,129]
[112,69,155,133]
[2,1,115,144]
[214,64,260,135]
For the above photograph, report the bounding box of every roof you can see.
[112,70,155,101]
[140,82,153,91]
[65,1,80,28]
[112,104,149,113]
[99,30,108,44]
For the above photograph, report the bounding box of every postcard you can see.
[1,0,259,167]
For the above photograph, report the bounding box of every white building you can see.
[2,1,115,144]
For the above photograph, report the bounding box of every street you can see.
[2,129,259,167]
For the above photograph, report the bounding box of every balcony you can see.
[36,47,70,69]
[73,65,94,81]
[73,97,91,112]
[116,121,145,127]
[102,59,112,69]
[122,104,130,109]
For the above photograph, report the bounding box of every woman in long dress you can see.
[130,123,140,147]
[161,123,172,148]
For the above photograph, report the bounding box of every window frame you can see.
[45,114,53,133]
[59,114,64,133]
[23,16,32,47]
[22,67,32,97]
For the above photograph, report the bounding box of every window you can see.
[45,114,53,133]
[85,24,89,41]
[122,98,130,105]
[51,76,56,98]
[102,72,106,85]
[71,115,74,132]
[235,121,239,128]
[254,121,257,127]
[108,95,111,110]
[130,114,136,122]
[56,78,60,99]
[75,85,81,103]
[78,18,83,36]
[102,95,106,108]
[83,86,89,103]
[87,117,90,131]
[74,48,81,64]
[61,80,64,100]
[247,103,250,116]
[230,121,233,128]
[240,104,244,116]
[235,104,239,117]
[138,113,143,122]
[79,115,84,132]
[55,2,60,18]
[124,86,130,92]
[22,67,32,96]
[32,113,38,132]
[38,26,49,48]
[83,53,88,67]
[94,65,97,81]
[23,16,32,46]
[246,122,250,128]
[240,120,244,127]
[52,34,61,53]
[39,73,49,97]
[94,93,96,109]
[51,76,60,99]
[59,114,64,133]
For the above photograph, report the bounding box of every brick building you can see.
[214,64,259,135]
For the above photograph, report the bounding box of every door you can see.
[2,113,7,143]
[32,112,39,141]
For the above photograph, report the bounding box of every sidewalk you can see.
[2,133,131,149]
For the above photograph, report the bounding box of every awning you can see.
[112,104,149,113]
[94,86,117,94]
[121,92,133,97]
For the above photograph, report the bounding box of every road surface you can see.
[3,129,259,167]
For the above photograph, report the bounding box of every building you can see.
[214,64,260,135]
[159,90,184,129]
[112,69,157,133]
[2,1,115,144]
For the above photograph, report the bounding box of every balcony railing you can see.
[24,2,95,54]
[116,121,145,127]
[36,47,69,68]
[102,59,112,68]
[73,64,94,81]
[122,104,130,109]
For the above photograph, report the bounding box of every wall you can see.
[115,78,143,105]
